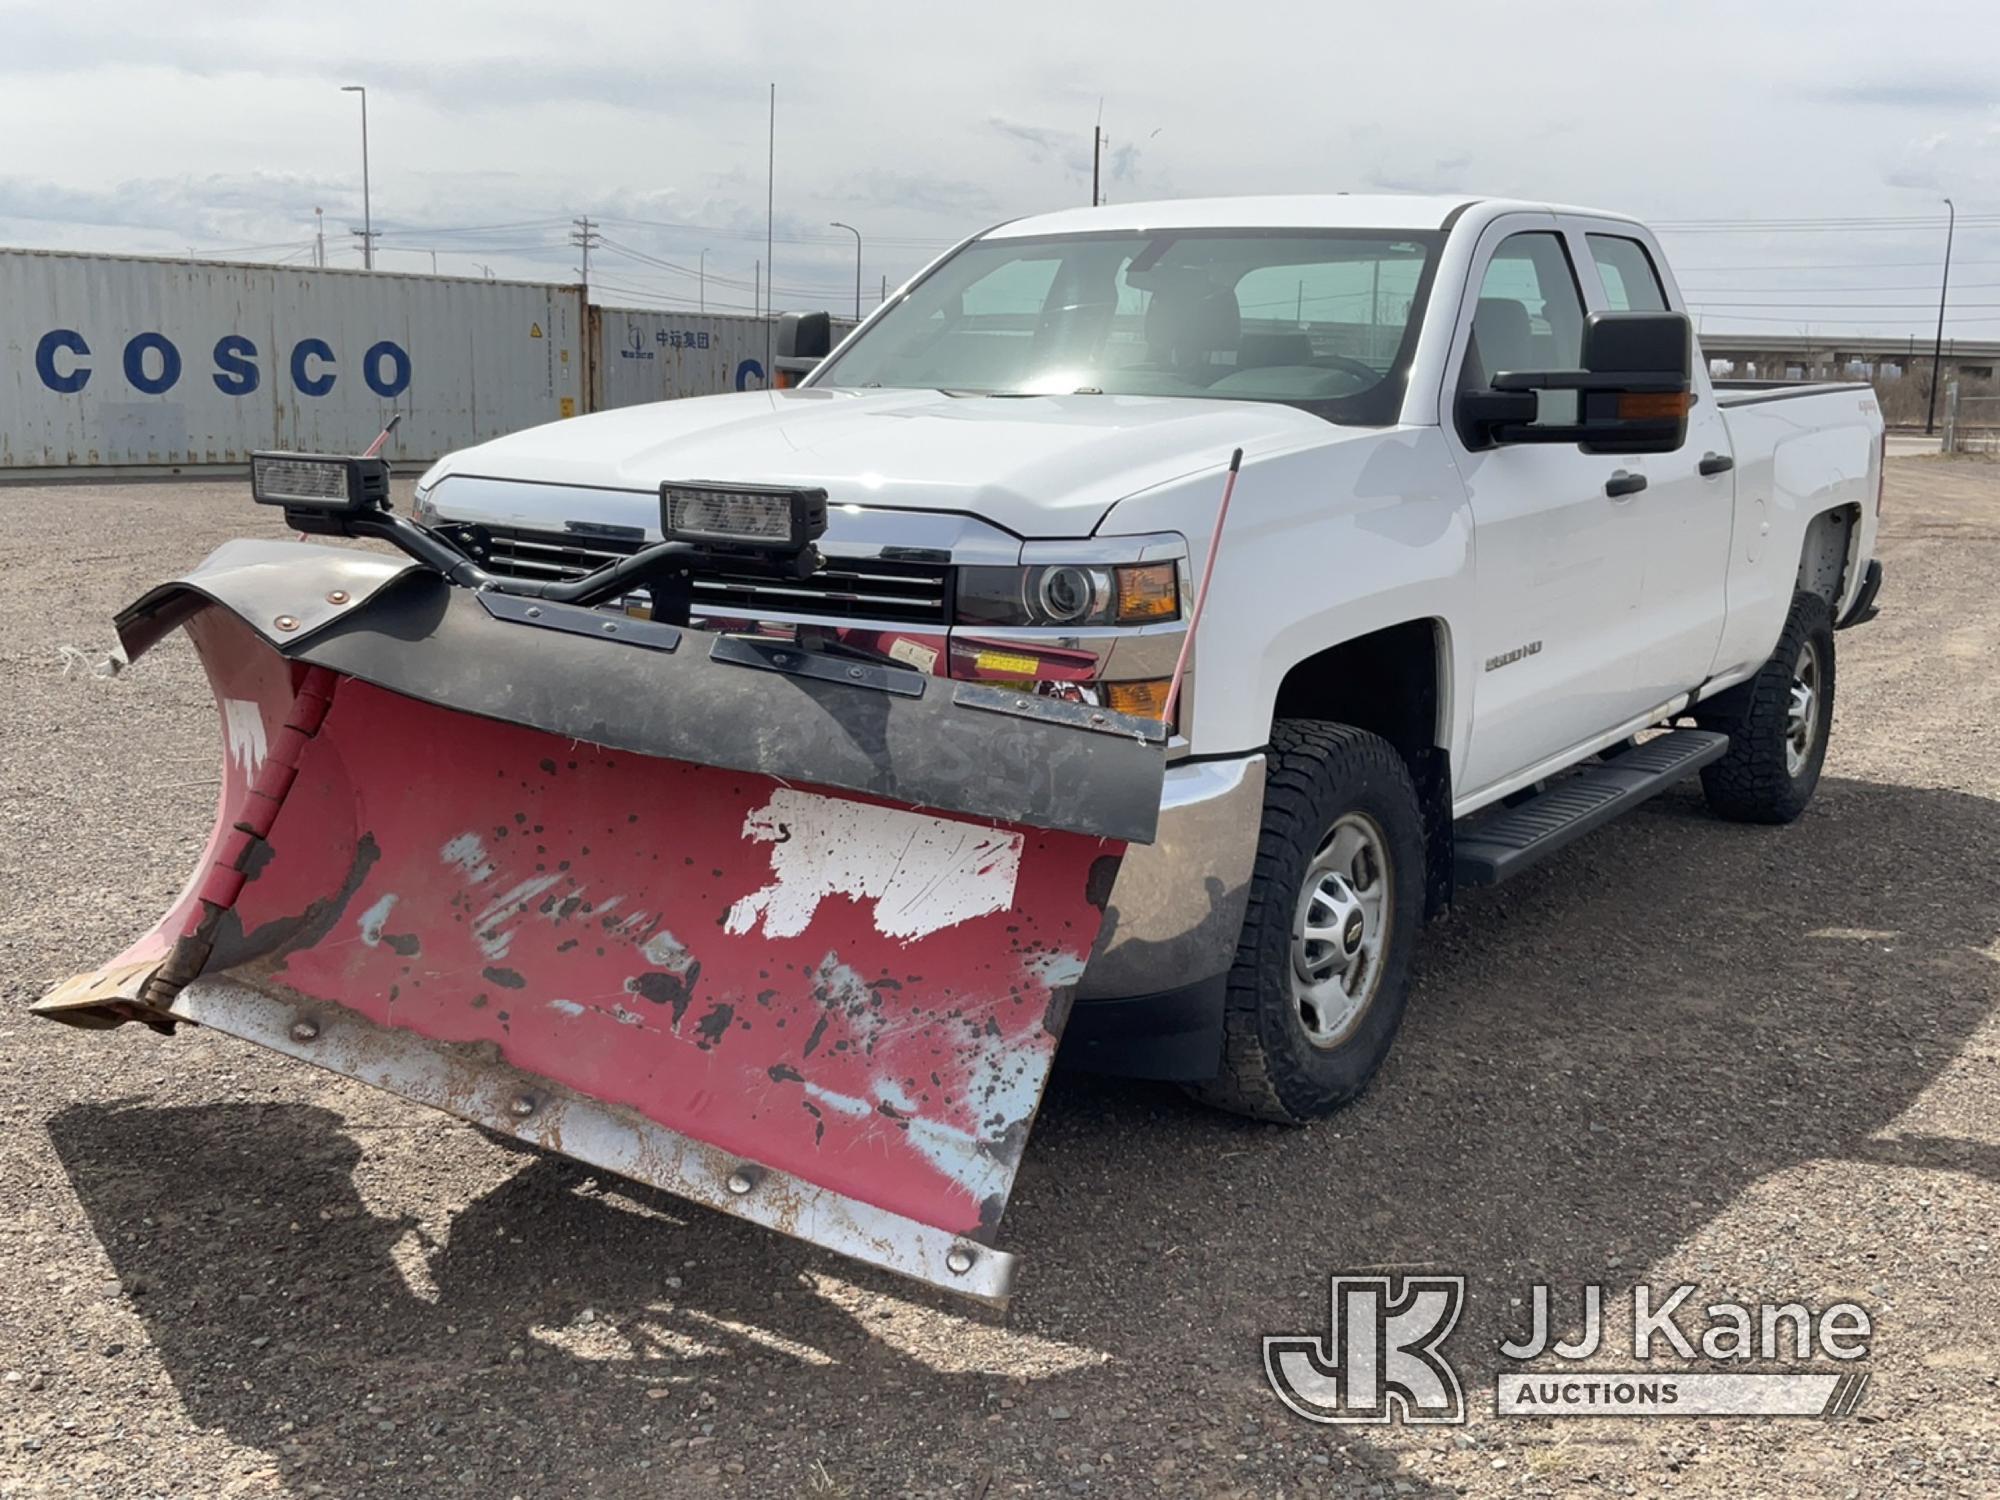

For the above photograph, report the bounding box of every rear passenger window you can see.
[1588,235,1668,313]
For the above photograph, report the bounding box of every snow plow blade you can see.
[36,540,1166,1303]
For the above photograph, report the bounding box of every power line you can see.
[1687,299,2000,309]
[596,238,865,300]
[1680,279,2000,294]
[374,217,572,238]
[1654,211,2000,228]
[1660,222,2000,236]
[1676,257,2000,275]
[595,213,957,250]
[1691,311,2000,326]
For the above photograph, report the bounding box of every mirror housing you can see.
[772,311,834,388]
[1464,310,1693,454]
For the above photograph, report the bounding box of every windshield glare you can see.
[814,229,1439,423]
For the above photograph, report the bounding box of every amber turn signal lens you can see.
[1616,391,1692,420]
[971,648,1042,677]
[1105,678,1173,721]
[1115,563,1179,622]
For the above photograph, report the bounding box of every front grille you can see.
[478,524,951,626]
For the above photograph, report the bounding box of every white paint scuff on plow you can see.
[724,790,1023,942]
[356,893,399,947]
[221,698,267,775]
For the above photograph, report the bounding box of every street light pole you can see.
[340,85,372,270]
[1926,196,1955,437]
[829,221,861,319]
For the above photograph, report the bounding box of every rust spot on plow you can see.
[206,834,382,974]
[628,969,697,1029]
[693,1003,734,1049]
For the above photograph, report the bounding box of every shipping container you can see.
[0,248,586,473]
[588,306,777,412]
[1,247,865,477]
[587,305,860,413]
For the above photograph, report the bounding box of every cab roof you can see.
[981,194,1643,240]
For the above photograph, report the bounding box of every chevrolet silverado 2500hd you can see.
[408,195,1886,1123]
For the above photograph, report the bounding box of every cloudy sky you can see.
[4,0,1997,339]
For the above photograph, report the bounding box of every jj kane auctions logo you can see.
[1266,1276,1873,1423]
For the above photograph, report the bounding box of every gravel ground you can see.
[2,460,1997,1498]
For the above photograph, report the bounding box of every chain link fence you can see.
[1942,381,2000,454]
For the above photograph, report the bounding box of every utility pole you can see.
[881,273,887,305]
[340,85,372,269]
[1091,98,1104,207]
[1926,196,1956,437]
[830,221,861,319]
[699,248,707,313]
[765,82,776,374]
[754,260,761,321]
[314,207,325,268]
[570,215,601,301]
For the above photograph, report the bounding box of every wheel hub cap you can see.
[1785,640,1820,777]
[1291,812,1393,1049]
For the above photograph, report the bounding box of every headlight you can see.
[956,563,1179,627]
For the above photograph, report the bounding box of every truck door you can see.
[1444,220,1663,799]
[1578,228,1735,702]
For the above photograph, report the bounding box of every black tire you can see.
[1192,722,1426,1123]
[1696,590,1836,824]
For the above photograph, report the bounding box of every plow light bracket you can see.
[661,482,828,558]
[251,452,393,513]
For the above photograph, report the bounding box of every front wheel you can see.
[1697,590,1836,824]
[1192,722,1426,1123]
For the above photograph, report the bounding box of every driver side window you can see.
[1465,232,1585,385]
[1463,231,1586,426]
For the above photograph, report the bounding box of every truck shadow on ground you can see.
[46,774,2000,1495]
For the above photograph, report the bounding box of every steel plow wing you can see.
[37,541,1166,1302]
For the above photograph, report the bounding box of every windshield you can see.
[813,228,1441,424]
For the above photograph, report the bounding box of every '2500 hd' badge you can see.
[1485,640,1543,672]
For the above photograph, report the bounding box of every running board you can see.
[1454,730,1730,886]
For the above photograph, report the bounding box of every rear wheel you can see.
[1696,590,1836,824]
[1193,722,1426,1123]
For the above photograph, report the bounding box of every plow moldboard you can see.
[48,606,1126,1299]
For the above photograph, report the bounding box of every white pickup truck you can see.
[409,195,1885,1123]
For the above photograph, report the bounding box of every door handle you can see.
[1698,451,1735,476]
[1605,470,1648,498]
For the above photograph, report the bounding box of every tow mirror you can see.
[1463,311,1693,454]
[773,310,834,388]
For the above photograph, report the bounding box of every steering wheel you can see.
[1313,354,1382,386]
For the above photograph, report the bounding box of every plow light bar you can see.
[661,482,827,554]
[251,452,392,512]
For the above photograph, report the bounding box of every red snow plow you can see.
[35,452,1166,1303]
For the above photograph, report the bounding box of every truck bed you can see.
[1713,380,1871,407]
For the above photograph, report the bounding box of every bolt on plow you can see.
[36,448,1166,1303]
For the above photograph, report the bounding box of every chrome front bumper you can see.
[1077,754,1266,1001]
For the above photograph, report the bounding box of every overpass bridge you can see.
[1698,332,2000,384]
